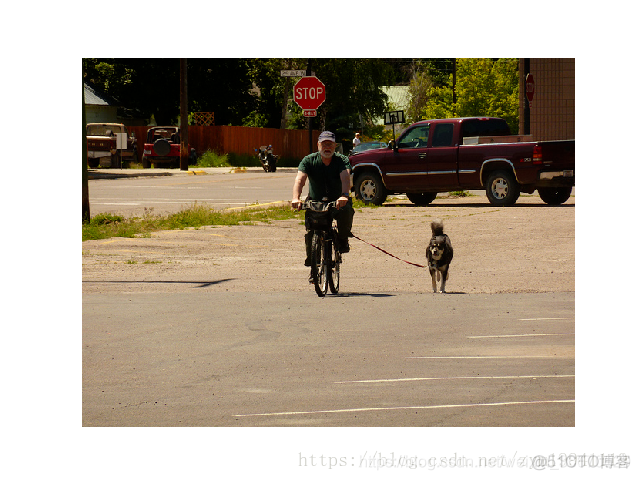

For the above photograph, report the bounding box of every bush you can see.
[196,150,231,168]
[192,149,303,169]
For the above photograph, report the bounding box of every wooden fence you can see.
[127,125,320,162]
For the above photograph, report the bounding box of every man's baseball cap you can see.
[318,131,335,142]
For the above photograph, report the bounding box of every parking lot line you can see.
[518,317,572,321]
[234,399,575,418]
[334,374,574,384]
[407,355,559,359]
[468,333,574,339]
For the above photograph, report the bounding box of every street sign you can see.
[303,110,317,117]
[384,110,405,125]
[293,76,326,111]
[116,132,127,150]
[525,74,535,103]
[280,69,309,77]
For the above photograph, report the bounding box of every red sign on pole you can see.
[293,76,326,111]
[525,74,535,103]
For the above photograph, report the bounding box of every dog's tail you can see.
[431,219,444,236]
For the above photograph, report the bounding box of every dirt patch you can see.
[82,194,575,295]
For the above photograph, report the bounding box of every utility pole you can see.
[180,58,189,171]
[523,58,530,135]
[82,79,90,222]
[281,59,291,129]
[452,58,457,116]
[306,60,313,154]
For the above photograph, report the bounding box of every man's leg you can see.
[335,200,354,253]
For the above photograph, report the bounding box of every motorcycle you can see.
[255,145,278,172]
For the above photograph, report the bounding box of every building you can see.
[84,83,118,123]
[519,58,575,141]
[84,82,148,126]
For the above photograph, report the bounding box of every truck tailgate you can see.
[539,140,575,170]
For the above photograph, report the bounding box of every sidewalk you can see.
[87,166,298,180]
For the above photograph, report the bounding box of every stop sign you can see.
[525,74,535,103]
[293,76,326,111]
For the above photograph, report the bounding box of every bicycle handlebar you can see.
[300,199,337,212]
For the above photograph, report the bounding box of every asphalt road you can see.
[88,167,302,217]
[83,290,574,427]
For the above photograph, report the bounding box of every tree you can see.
[187,58,257,126]
[406,69,434,123]
[82,58,397,137]
[239,58,396,142]
[408,59,519,133]
[83,58,258,125]
[310,58,395,142]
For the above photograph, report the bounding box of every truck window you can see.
[397,125,429,148]
[461,119,510,137]
[432,123,454,147]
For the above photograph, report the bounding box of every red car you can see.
[142,126,197,168]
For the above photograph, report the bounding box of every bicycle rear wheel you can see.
[329,234,341,294]
[311,233,328,297]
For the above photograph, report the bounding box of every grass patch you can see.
[83,203,303,242]
[448,190,474,197]
[196,150,231,168]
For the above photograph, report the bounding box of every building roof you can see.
[84,83,116,106]
[383,86,410,111]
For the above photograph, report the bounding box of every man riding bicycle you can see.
[292,131,354,273]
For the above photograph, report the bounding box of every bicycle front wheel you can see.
[311,233,328,297]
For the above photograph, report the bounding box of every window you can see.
[461,119,510,138]
[432,123,454,147]
[398,125,429,148]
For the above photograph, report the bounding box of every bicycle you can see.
[301,199,342,297]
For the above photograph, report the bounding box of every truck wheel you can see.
[407,192,437,206]
[538,186,572,205]
[486,170,520,206]
[355,173,387,205]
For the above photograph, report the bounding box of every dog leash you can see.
[351,234,426,268]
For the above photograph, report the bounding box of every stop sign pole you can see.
[293,68,326,153]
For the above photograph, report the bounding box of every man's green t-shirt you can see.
[298,152,351,201]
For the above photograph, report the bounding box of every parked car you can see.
[349,117,575,206]
[349,141,388,157]
[142,126,197,168]
[86,123,137,168]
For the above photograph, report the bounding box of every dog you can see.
[426,219,453,293]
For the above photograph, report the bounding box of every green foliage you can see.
[242,111,269,128]
[406,70,434,123]
[196,150,231,168]
[313,58,395,134]
[83,58,257,125]
[87,213,124,225]
[363,124,387,142]
[82,204,304,242]
[409,59,519,133]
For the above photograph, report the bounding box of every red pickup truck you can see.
[86,123,137,168]
[350,117,575,206]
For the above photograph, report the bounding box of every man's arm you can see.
[336,169,351,208]
[292,171,308,209]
